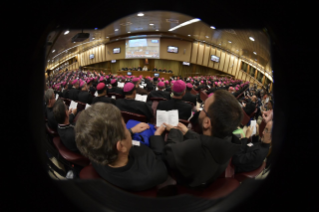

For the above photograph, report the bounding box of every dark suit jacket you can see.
[78,91,93,104]
[149,129,242,188]
[157,98,192,120]
[46,107,58,130]
[244,100,256,115]
[182,92,197,106]
[232,135,270,173]
[148,90,171,100]
[68,88,80,101]
[92,96,116,105]
[136,87,148,95]
[108,87,124,96]
[57,116,79,153]
[116,98,153,122]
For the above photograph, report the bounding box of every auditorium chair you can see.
[76,101,86,113]
[107,92,124,99]
[45,123,58,137]
[121,111,147,123]
[249,108,258,119]
[259,120,267,137]
[179,119,190,127]
[234,161,266,182]
[200,90,208,102]
[52,136,90,167]
[218,158,235,179]
[183,101,195,108]
[63,98,71,107]
[191,88,198,95]
[241,109,251,127]
[148,97,168,102]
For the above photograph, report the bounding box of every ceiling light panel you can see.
[168,18,201,31]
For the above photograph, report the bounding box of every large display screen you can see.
[168,46,178,53]
[125,38,160,58]
[113,48,120,54]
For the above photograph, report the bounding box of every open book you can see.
[69,100,78,110]
[156,110,179,127]
[135,94,147,102]
[117,82,124,88]
[250,120,256,135]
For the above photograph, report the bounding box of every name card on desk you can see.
[135,94,147,102]
[69,101,78,110]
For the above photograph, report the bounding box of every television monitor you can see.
[154,73,159,77]
[183,62,190,66]
[89,54,94,59]
[111,60,116,63]
[211,55,220,62]
[167,46,178,53]
[125,38,160,59]
[127,72,132,76]
[113,48,120,54]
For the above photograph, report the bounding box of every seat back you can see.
[218,158,235,178]
[200,90,208,102]
[121,111,147,123]
[179,119,190,127]
[259,120,266,137]
[45,123,58,137]
[52,137,90,167]
[151,101,159,118]
[63,98,71,107]
[249,107,258,118]
[234,161,266,182]
[76,101,86,113]
[241,109,250,126]
[183,101,195,108]
[79,164,102,179]
[108,92,124,99]
[148,97,168,102]
[190,88,198,95]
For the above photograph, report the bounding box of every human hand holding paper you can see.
[69,100,78,110]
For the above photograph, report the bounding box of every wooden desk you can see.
[116,71,174,80]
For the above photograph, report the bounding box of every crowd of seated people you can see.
[45,69,273,195]
[119,67,173,73]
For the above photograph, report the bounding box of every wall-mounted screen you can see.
[211,55,220,62]
[89,54,94,59]
[168,46,178,53]
[113,48,121,54]
[127,72,132,76]
[125,38,160,58]
[183,62,190,66]
[111,60,116,63]
[154,73,159,77]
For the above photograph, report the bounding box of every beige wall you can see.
[79,45,107,67]
[105,40,126,60]
[160,38,192,62]
[154,59,181,75]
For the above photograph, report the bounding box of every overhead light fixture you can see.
[155,29,159,31]
[188,35,191,36]
[115,29,118,31]
[168,18,201,31]
[64,30,69,35]
[106,37,109,38]
[52,50,55,53]
[128,32,131,33]
[116,39,118,40]
[206,36,209,38]
[249,37,255,41]
[48,60,50,62]
[228,41,232,43]
[253,52,257,55]
[149,23,154,25]
[137,13,144,16]
[236,49,239,51]
[219,43,221,45]
[210,26,216,29]
[92,38,95,39]
[94,28,98,30]
[73,41,76,43]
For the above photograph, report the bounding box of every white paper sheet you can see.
[117,82,124,88]
[85,104,91,110]
[94,91,98,97]
[250,120,256,135]
[55,94,59,100]
[156,87,158,91]
[111,95,116,99]
[156,110,179,127]
[69,100,78,110]
[139,85,144,88]
[135,94,147,102]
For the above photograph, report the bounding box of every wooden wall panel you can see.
[203,45,210,67]
[160,38,192,62]
[213,49,221,70]
[191,42,198,64]
[105,40,126,60]
[197,43,205,65]
[154,59,181,75]
[208,48,215,68]
[223,53,230,73]
[232,57,238,76]
[119,59,140,69]
[219,51,225,71]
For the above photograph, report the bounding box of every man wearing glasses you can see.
[152,90,243,188]
[232,120,272,173]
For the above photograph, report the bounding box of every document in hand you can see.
[135,94,147,102]
[94,91,98,97]
[250,120,256,135]
[117,82,124,88]
[69,100,78,110]
[156,110,179,127]
[55,94,59,100]
[85,104,91,110]
[139,85,144,88]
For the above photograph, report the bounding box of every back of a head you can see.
[44,89,54,105]
[74,103,126,166]
[207,90,243,138]
[53,99,66,124]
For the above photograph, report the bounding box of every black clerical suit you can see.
[243,99,256,115]
[165,86,171,93]
[78,90,93,104]
[157,98,192,121]
[147,90,171,100]
[136,87,148,95]
[182,92,197,106]
[149,129,242,188]
[62,89,69,99]
[109,87,124,96]
[92,96,116,105]
[68,87,80,101]
[57,114,79,153]
[206,87,217,94]
[92,142,167,192]
[232,135,270,173]
[46,107,58,131]
[116,98,153,122]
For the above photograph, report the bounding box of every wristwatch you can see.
[128,128,134,136]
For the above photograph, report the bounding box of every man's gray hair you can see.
[45,89,54,105]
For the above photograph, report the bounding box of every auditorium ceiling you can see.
[47,11,271,72]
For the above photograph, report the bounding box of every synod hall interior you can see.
[43,10,274,206]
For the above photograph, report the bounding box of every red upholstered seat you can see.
[79,163,102,179]
[249,108,258,118]
[148,97,168,102]
[191,88,198,95]
[108,92,124,99]
[63,98,71,107]
[52,137,90,167]
[121,111,147,123]
[76,101,86,112]
[234,161,266,182]
[200,90,208,102]
[179,119,190,127]
[45,123,58,137]
[241,109,250,126]
[151,100,159,118]
[218,158,235,178]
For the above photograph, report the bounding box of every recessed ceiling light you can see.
[228,41,232,43]
[149,23,154,25]
[52,50,55,53]
[206,36,209,38]
[211,26,216,29]
[94,28,98,30]
[64,30,69,35]
[236,49,239,51]
[155,29,159,31]
[73,41,76,43]
[115,29,118,31]
[253,52,257,55]
[92,38,95,39]
[48,60,50,62]
[255,59,257,61]
[188,35,191,36]
[116,39,118,40]
[137,13,144,16]
[106,37,109,38]
[128,32,131,33]
[249,37,255,41]
[219,43,221,45]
